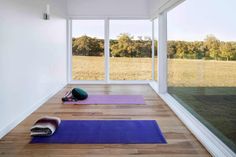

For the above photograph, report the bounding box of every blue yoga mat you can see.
[30,120,167,144]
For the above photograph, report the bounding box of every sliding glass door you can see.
[167,0,236,152]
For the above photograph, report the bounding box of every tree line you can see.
[72,34,236,61]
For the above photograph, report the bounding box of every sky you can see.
[167,0,236,41]
[72,20,153,40]
[72,0,236,41]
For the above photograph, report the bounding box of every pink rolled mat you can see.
[63,95,145,105]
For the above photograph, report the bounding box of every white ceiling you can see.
[66,0,173,19]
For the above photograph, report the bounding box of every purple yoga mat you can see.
[63,95,145,105]
[31,120,167,144]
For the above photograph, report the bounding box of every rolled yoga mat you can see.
[30,120,167,144]
[63,95,145,105]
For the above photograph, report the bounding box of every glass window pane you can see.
[109,20,152,80]
[168,0,236,152]
[72,20,105,80]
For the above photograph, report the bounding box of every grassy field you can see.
[168,59,236,87]
[72,56,157,81]
[72,56,236,87]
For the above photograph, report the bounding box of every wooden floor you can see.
[0,84,211,157]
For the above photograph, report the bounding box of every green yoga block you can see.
[72,88,88,100]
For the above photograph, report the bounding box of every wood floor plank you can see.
[0,84,211,157]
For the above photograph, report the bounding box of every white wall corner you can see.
[67,19,72,83]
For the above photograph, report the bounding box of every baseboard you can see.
[149,81,159,93]
[0,83,67,139]
[150,87,235,157]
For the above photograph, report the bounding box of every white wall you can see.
[0,0,67,138]
[67,0,150,18]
